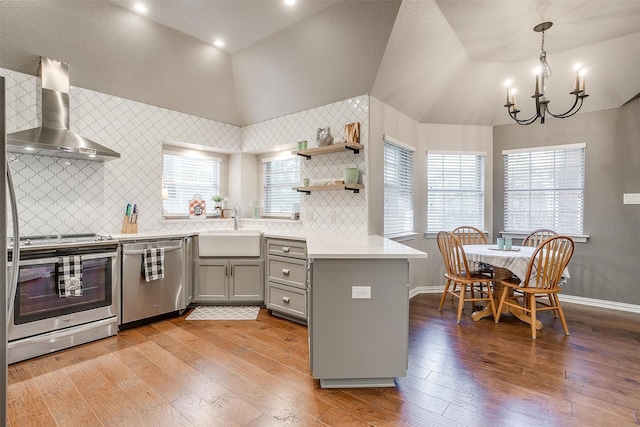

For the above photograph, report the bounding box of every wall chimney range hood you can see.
[6,57,120,161]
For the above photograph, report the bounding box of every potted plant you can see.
[212,195,223,209]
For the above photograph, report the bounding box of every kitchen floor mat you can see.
[185,306,260,321]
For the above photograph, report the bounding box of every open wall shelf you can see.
[293,184,364,195]
[294,142,364,159]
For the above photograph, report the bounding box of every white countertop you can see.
[106,229,427,260]
[305,233,426,259]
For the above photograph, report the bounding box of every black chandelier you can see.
[504,22,588,125]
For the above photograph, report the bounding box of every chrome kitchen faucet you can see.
[233,206,239,230]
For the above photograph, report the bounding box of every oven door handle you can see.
[123,246,182,256]
[9,251,118,267]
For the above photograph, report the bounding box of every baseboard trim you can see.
[558,294,640,314]
[409,286,442,298]
[409,287,640,314]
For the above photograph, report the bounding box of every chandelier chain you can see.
[539,30,552,80]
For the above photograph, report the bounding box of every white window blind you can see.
[384,139,414,236]
[162,151,221,216]
[427,153,485,231]
[503,144,585,234]
[263,156,301,215]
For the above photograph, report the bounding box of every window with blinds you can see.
[263,156,301,215]
[384,139,414,236]
[162,150,221,216]
[503,144,585,234]
[427,152,485,231]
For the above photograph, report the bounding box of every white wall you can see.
[369,96,493,291]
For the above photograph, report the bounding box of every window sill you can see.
[500,231,589,243]
[424,230,489,239]
[243,217,301,223]
[161,216,232,222]
[385,232,418,242]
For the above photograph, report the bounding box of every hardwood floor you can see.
[8,294,640,426]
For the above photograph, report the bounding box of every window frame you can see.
[261,153,301,218]
[502,143,587,239]
[383,136,415,239]
[426,151,486,234]
[161,144,223,219]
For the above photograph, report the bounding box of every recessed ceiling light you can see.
[284,0,296,6]
[213,39,225,48]
[134,3,147,13]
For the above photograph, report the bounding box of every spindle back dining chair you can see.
[437,231,495,324]
[523,229,558,247]
[495,235,575,339]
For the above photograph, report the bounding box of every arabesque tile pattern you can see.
[2,67,368,236]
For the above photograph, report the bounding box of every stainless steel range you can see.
[7,233,119,364]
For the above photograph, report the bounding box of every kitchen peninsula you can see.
[305,234,427,388]
[115,229,427,388]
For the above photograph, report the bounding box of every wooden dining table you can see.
[463,244,570,330]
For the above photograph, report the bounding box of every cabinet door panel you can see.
[195,260,228,302]
[230,261,264,302]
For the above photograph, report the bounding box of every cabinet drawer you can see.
[267,255,307,289]
[267,239,307,259]
[267,282,306,320]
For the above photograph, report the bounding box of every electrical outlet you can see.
[307,210,314,221]
[352,286,371,299]
[623,193,640,204]
[330,210,337,224]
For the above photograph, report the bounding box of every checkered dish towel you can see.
[142,248,165,282]
[58,256,83,297]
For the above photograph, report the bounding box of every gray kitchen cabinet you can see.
[266,238,308,324]
[194,259,264,303]
[309,258,409,388]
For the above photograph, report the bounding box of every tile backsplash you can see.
[2,67,368,237]
[243,95,369,235]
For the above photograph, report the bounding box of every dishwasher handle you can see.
[123,246,182,256]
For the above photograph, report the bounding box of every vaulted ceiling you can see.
[1,0,639,127]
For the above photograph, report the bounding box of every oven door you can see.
[8,251,118,342]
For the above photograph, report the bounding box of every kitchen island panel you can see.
[309,258,409,388]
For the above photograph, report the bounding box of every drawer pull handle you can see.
[282,269,290,276]
[282,296,291,304]
[283,246,290,253]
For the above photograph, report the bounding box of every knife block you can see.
[121,215,138,234]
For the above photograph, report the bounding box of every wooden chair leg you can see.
[530,294,537,339]
[555,296,570,336]
[495,285,508,323]
[457,283,466,324]
[550,294,560,317]
[439,279,451,311]
[486,283,496,318]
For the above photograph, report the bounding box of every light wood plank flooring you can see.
[8,294,640,426]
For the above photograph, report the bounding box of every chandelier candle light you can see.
[504,22,588,125]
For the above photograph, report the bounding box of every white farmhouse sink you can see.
[198,229,262,257]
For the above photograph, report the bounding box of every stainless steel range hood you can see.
[6,57,120,162]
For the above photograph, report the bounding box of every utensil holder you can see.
[121,215,138,234]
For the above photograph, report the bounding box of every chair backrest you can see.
[452,226,488,245]
[437,231,472,279]
[523,229,558,247]
[523,236,574,290]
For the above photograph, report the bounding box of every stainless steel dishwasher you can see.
[121,239,184,324]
